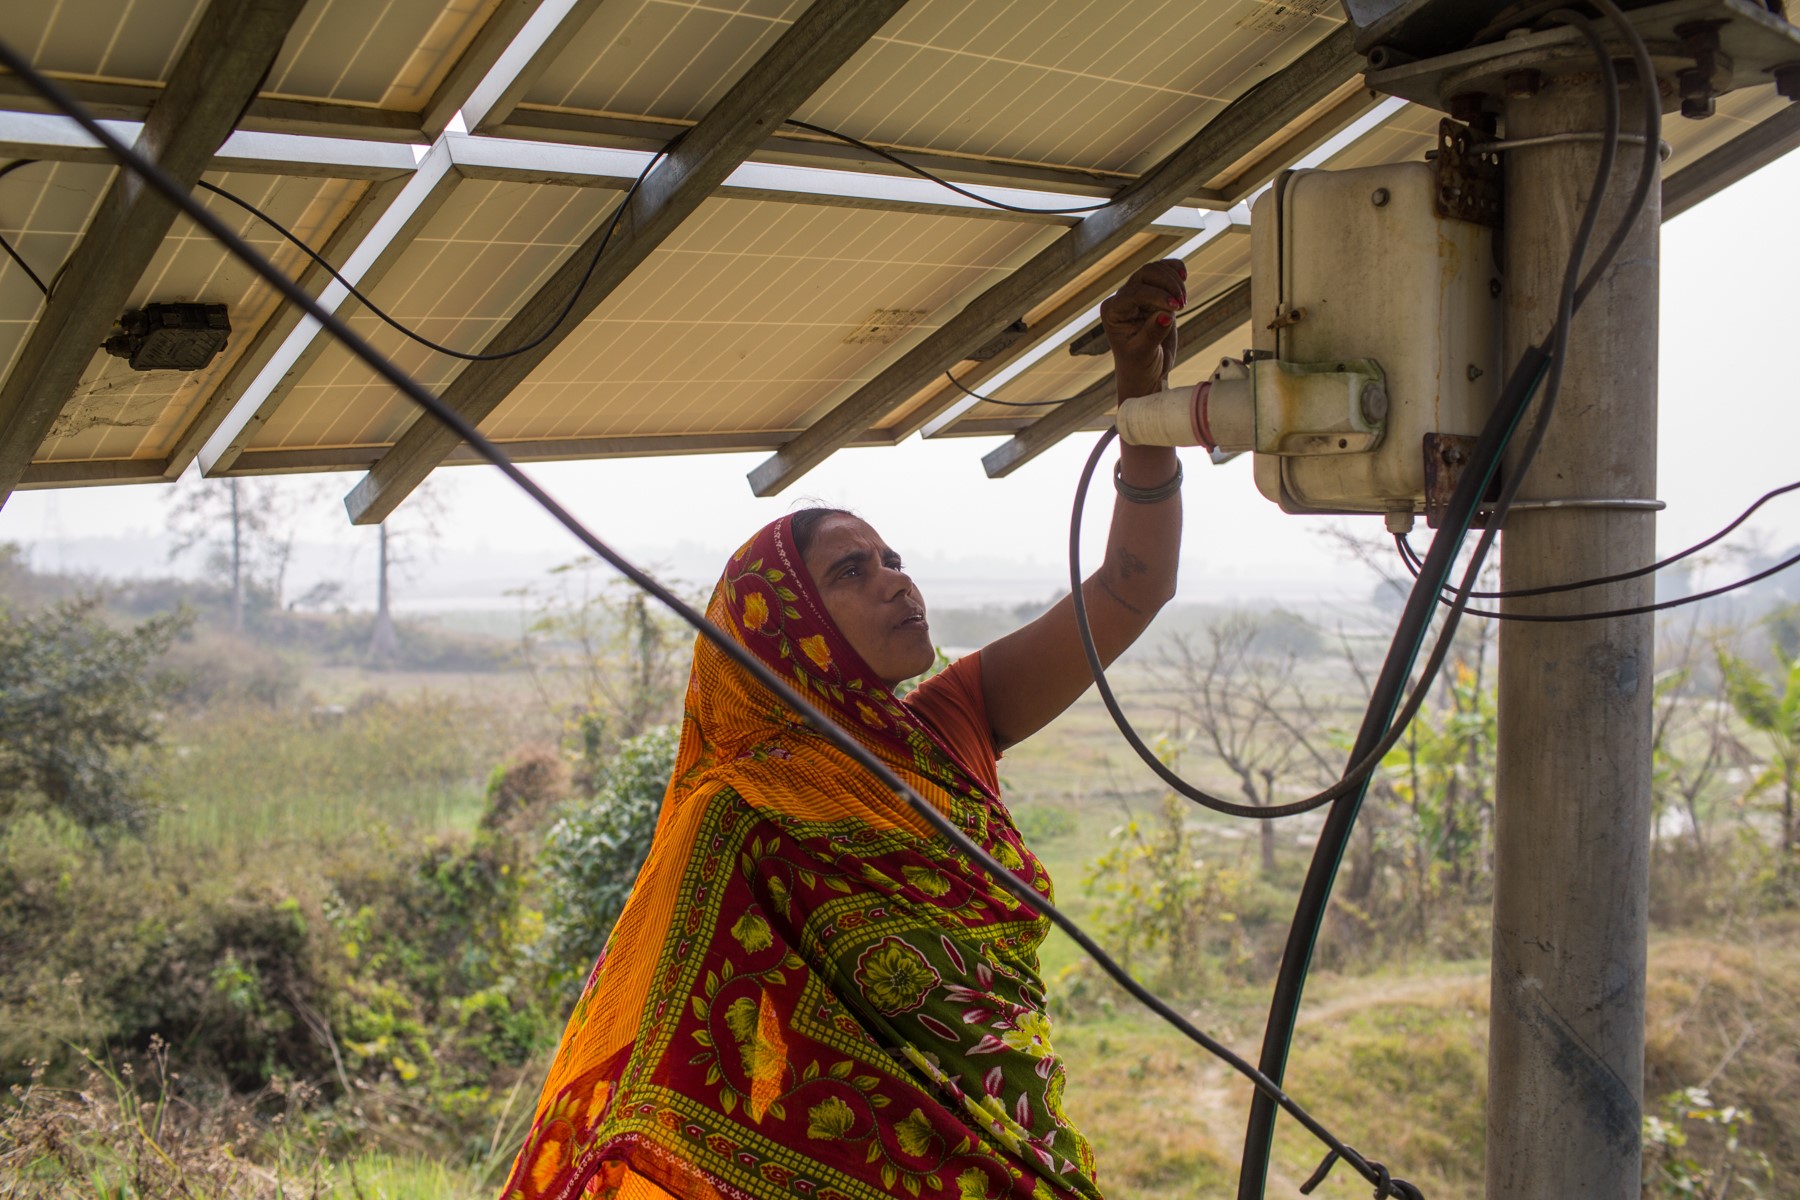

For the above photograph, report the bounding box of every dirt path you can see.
[1181,966,1487,1196]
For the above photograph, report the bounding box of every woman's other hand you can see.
[1101,258,1186,400]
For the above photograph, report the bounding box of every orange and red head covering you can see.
[500,513,1102,1200]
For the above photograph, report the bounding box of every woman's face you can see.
[800,514,935,687]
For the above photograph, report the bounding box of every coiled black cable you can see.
[0,35,1424,1200]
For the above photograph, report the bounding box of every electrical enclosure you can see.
[1248,161,1501,519]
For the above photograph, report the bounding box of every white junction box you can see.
[1245,160,1502,521]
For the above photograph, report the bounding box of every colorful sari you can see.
[501,514,1101,1200]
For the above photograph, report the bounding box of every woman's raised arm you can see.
[979,259,1187,750]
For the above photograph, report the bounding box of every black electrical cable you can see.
[782,118,1117,215]
[1070,342,1543,825]
[1236,10,1653,1195]
[0,37,1425,1200]
[942,370,1064,408]
[193,141,678,363]
[1397,536,1800,623]
[1397,479,1800,601]
[0,158,52,297]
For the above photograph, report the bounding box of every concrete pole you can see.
[1487,61,1662,1200]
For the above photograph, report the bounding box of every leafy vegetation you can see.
[0,597,186,835]
[536,725,678,995]
[6,542,1800,1198]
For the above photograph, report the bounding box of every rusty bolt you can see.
[1443,447,1468,467]
[1778,64,1800,101]
[1678,65,1717,120]
[1505,69,1543,99]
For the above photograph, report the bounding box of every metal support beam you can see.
[213,426,900,475]
[418,0,545,137]
[448,134,1224,231]
[466,0,613,132]
[0,0,308,507]
[1488,65,1661,1200]
[896,234,1186,440]
[979,280,1253,478]
[745,23,1361,497]
[0,75,425,141]
[1663,100,1800,219]
[342,0,914,527]
[164,172,418,480]
[0,111,419,178]
[199,138,461,474]
[485,108,1153,203]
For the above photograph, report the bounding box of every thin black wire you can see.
[0,38,1418,1200]
[782,118,1116,215]
[195,141,677,363]
[0,159,52,297]
[1397,536,1800,623]
[1398,479,1800,600]
[942,370,1064,408]
[1573,0,1661,311]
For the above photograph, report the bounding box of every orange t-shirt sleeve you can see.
[901,651,1002,796]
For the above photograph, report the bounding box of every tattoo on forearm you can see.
[1098,578,1144,616]
[1118,550,1149,580]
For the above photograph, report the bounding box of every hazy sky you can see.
[3,147,1796,610]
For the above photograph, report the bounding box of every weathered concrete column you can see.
[1488,60,1662,1200]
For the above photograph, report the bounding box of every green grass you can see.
[151,695,511,858]
[319,1151,488,1198]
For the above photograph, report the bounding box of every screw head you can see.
[1360,382,1390,425]
[1371,187,1390,207]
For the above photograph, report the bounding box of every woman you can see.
[501,260,1189,1200]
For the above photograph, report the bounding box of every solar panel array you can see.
[0,0,1794,512]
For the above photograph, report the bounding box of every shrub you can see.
[0,596,187,835]
[481,743,571,838]
[536,726,678,993]
[1013,802,1077,844]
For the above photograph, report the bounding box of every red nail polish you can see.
[1157,312,1172,327]
[1177,265,1188,280]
